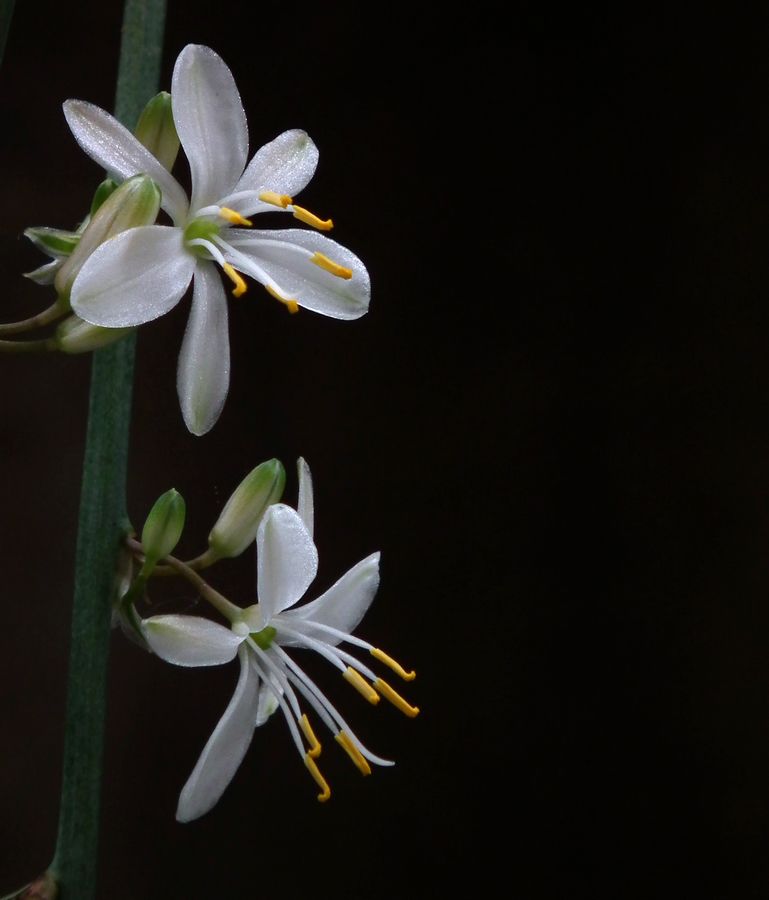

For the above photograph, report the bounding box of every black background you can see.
[1,3,768,899]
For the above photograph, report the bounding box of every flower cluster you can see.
[31,42,416,822]
[127,459,418,821]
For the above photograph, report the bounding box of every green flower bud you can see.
[141,488,186,565]
[208,459,286,559]
[89,177,119,216]
[134,91,180,171]
[54,174,161,298]
[54,315,134,354]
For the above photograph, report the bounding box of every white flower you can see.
[64,44,370,435]
[142,462,417,822]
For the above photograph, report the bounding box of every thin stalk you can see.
[0,0,15,69]
[48,2,167,898]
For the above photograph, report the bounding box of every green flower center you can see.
[183,217,221,257]
[251,625,277,650]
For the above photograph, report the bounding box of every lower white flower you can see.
[143,482,417,822]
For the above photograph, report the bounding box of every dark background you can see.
[1,3,768,898]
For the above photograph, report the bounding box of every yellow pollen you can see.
[265,284,299,314]
[305,754,331,802]
[373,678,420,718]
[219,206,252,226]
[370,647,416,681]
[344,666,380,705]
[291,205,334,231]
[258,191,293,208]
[222,264,247,297]
[310,251,353,279]
[300,714,322,759]
[336,731,372,776]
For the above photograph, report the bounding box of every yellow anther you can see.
[219,206,252,227]
[291,205,334,231]
[344,666,380,705]
[258,191,293,209]
[309,251,353,280]
[370,647,416,681]
[300,714,322,759]
[373,678,420,718]
[265,284,299,314]
[335,731,371,776]
[222,264,247,297]
[305,754,331,802]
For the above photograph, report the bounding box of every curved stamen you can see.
[335,731,371,775]
[187,238,226,266]
[276,623,378,681]
[290,205,333,231]
[219,206,252,227]
[272,644,394,766]
[215,240,298,312]
[373,678,420,718]
[222,264,247,297]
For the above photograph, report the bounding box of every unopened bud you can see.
[54,174,161,297]
[141,488,186,565]
[54,315,134,354]
[134,91,180,171]
[208,459,286,559]
[89,177,119,216]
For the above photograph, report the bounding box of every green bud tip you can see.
[208,458,286,559]
[134,91,180,172]
[141,488,186,563]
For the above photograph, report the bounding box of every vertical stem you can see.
[0,0,15,69]
[49,2,166,898]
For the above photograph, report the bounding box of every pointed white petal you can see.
[225,229,370,320]
[71,226,194,327]
[63,99,189,223]
[233,129,319,214]
[176,261,230,436]
[280,553,380,646]
[296,457,314,539]
[172,44,248,212]
[142,614,243,666]
[256,504,318,620]
[176,647,260,822]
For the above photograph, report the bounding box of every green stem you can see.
[0,0,15,69]
[48,2,166,898]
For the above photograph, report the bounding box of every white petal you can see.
[296,457,314,539]
[256,504,318,620]
[63,100,189,224]
[142,614,243,666]
[232,129,319,215]
[225,229,370,320]
[71,226,194,327]
[279,553,380,646]
[172,44,248,212]
[177,261,230,436]
[176,647,260,822]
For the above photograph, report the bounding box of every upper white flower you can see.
[64,44,370,435]
[142,461,418,822]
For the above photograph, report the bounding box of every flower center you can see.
[251,625,277,649]
[183,217,221,256]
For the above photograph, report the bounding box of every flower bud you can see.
[208,459,286,559]
[141,488,186,565]
[134,91,180,171]
[89,177,119,216]
[54,315,135,354]
[54,174,161,297]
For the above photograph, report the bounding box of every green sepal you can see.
[24,226,81,257]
